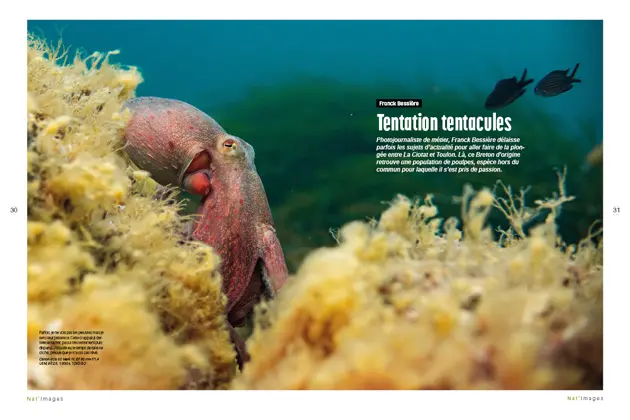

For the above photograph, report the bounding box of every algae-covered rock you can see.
[27,35,235,390]
[235,171,603,390]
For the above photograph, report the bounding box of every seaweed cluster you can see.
[26,36,603,391]
[235,171,602,389]
[27,35,235,390]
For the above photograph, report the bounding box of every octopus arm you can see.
[258,223,289,297]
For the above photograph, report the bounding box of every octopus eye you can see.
[223,139,236,149]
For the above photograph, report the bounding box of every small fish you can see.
[534,63,581,97]
[484,69,534,110]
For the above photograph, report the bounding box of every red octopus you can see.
[123,97,288,368]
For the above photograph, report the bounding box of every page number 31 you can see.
[613,206,621,214]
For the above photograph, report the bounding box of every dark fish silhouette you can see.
[534,63,581,97]
[484,69,534,110]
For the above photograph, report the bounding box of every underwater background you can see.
[27,20,604,271]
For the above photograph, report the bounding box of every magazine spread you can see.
[18,15,612,410]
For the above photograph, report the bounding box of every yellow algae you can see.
[235,171,603,390]
[27,35,234,390]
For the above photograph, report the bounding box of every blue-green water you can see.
[28,20,602,137]
[27,20,604,269]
